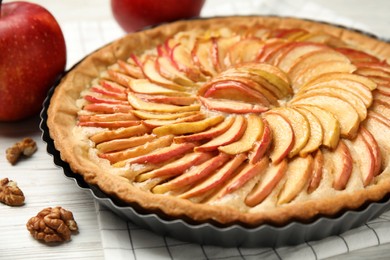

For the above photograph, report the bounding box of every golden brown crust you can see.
[48,16,390,227]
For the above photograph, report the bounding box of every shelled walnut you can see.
[26,206,78,243]
[6,137,37,165]
[0,178,25,206]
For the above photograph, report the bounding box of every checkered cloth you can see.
[62,0,389,259]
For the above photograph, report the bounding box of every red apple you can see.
[0,1,66,121]
[110,0,206,33]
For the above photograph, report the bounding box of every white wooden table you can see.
[1,0,390,259]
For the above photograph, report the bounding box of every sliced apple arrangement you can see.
[75,25,390,210]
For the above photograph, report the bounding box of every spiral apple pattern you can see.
[76,26,390,208]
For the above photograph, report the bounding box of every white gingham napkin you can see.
[62,0,390,259]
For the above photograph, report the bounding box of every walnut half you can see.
[0,178,25,206]
[6,138,37,165]
[26,207,79,243]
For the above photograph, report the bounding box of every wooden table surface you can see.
[1,0,390,259]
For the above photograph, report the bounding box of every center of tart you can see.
[197,63,292,114]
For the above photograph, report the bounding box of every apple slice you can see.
[367,111,390,128]
[219,114,264,155]
[227,38,264,65]
[83,94,128,105]
[371,102,390,121]
[78,113,137,123]
[303,72,377,91]
[295,87,367,121]
[346,132,375,187]
[307,149,324,194]
[96,134,156,153]
[267,107,310,158]
[106,69,134,87]
[78,120,141,129]
[118,59,145,79]
[153,115,224,136]
[276,42,329,72]
[245,159,288,207]
[294,105,340,149]
[326,140,353,190]
[213,35,241,71]
[174,116,234,143]
[90,124,150,144]
[191,38,217,76]
[277,155,313,205]
[263,113,294,164]
[213,157,269,199]
[133,110,198,120]
[82,103,133,114]
[152,153,231,194]
[299,79,373,108]
[128,79,189,96]
[292,61,356,89]
[203,81,271,106]
[360,127,382,177]
[143,113,205,128]
[101,135,173,164]
[134,93,197,106]
[142,57,189,91]
[155,55,195,86]
[135,152,213,182]
[248,119,272,163]
[179,153,247,199]
[355,68,390,78]
[128,92,200,113]
[335,47,380,63]
[124,142,196,165]
[256,39,289,63]
[291,94,360,139]
[198,96,269,114]
[294,107,323,156]
[170,43,207,82]
[271,28,308,40]
[195,115,247,152]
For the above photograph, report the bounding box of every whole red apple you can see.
[111,0,206,33]
[0,1,66,121]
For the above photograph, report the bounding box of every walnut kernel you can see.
[26,207,78,243]
[6,138,37,165]
[0,178,25,206]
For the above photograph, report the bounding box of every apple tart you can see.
[48,16,390,227]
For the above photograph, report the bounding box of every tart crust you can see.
[48,16,390,226]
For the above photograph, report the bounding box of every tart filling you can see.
[48,16,390,226]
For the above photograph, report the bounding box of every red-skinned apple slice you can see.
[106,69,134,87]
[198,96,269,114]
[367,111,390,128]
[213,157,269,199]
[118,59,145,79]
[83,103,133,114]
[245,159,288,207]
[179,153,247,199]
[371,102,390,121]
[267,107,310,158]
[256,38,289,63]
[152,153,231,194]
[213,35,241,71]
[346,132,375,187]
[263,113,294,164]
[174,117,234,143]
[248,119,272,163]
[335,47,380,63]
[96,134,156,153]
[219,114,264,155]
[153,115,224,136]
[277,155,313,205]
[83,94,129,105]
[355,67,390,78]
[128,92,200,113]
[135,152,213,182]
[203,81,271,106]
[133,110,198,120]
[327,140,353,190]
[291,94,360,139]
[78,113,137,123]
[307,149,324,194]
[134,93,197,106]
[293,107,323,156]
[195,115,247,152]
[90,124,150,144]
[155,55,195,86]
[123,142,196,165]
[191,38,217,76]
[78,120,141,129]
[101,135,173,165]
